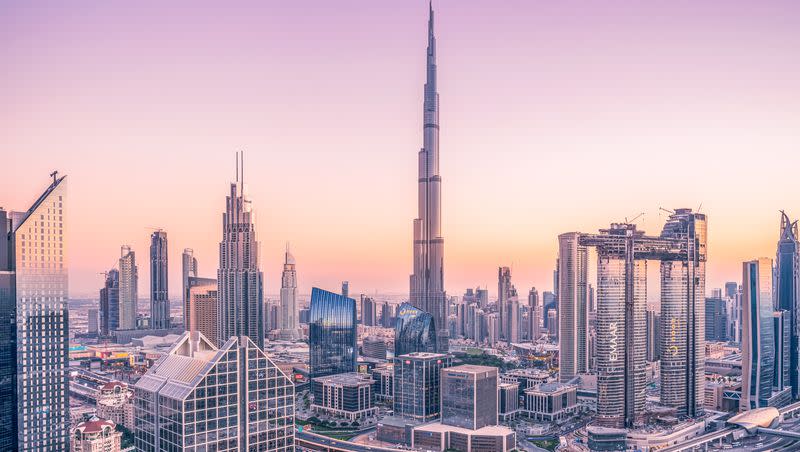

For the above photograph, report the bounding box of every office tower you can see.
[476,287,489,308]
[100,269,120,336]
[542,291,556,329]
[558,232,589,382]
[775,211,800,398]
[1,174,69,450]
[463,288,476,304]
[410,5,448,354]
[309,287,356,379]
[88,308,99,334]
[185,276,218,344]
[393,352,451,422]
[395,302,437,356]
[660,209,707,418]
[134,331,294,451]
[149,229,169,329]
[361,295,377,326]
[547,310,558,338]
[725,281,739,299]
[742,258,775,410]
[218,153,264,348]
[341,280,349,298]
[181,248,198,324]
[774,310,791,393]
[705,297,728,341]
[440,365,498,430]
[362,336,388,360]
[508,298,520,343]
[118,245,138,330]
[279,245,298,333]
[498,266,512,339]
[487,313,500,345]
[646,309,661,362]
[381,301,393,328]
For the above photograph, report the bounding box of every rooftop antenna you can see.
[241,150,244,187]
[235,151,239,182]
[696,202,703,213]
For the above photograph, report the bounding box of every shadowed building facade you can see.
[395,302,437,357]
[309,287,357,380]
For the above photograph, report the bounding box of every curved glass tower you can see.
[394,302,437,357]
[776,211,800,398]
[309,287,356,379]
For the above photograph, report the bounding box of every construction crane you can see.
[623,212,645,224]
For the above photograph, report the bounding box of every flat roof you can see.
[312,372,374,386]
[443,364,498,375]
[414,421,514,436]
[397,352,449,359]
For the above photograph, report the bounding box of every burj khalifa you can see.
[410,3,448,353]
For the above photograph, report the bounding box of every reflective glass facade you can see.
[742,258,775,409]
[557,233,589,382]
[309,287,356,379]
[394,302,437,357]
[100,269,119,336]
[776,211,800,398]
[0,209,17,451]
[393,352,450,422]
[149,230,169,329]
[441,365,498,430]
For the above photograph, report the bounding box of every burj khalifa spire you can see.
[410,3,448,353]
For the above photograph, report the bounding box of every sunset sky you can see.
[3,0,800,300]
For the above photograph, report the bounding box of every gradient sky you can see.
[3,0,800,300]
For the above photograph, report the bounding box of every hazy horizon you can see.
[4,0,800,299]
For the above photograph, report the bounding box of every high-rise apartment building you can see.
[394,352,451,422]
[774,310,791,394]
[185,276,218,345]
[181,248,198,323]
[395,302,437,356]
[218,153,264,348]
[440,365,498,430]
[1,174,70,450]
[100,269,120,336]
[775,211,800,398]
[498,266,512,340]
[149,229,169,329]
[309,287,356,380]
[705,297,728,342]
[646,309,661,362]
[134,331,294,451]
[118,245,138,330]
[279,245,298,333]
[409,5,448,354]
[557,232,589,383]
[361,295,377,326]
[659,209,706,418]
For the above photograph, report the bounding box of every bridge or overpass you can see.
[295,431,404,452]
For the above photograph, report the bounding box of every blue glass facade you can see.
[394,302,437,357]
[0,209,18,451]
[100,269,119,336]
[309,287,357,379]
[776,211,800,399]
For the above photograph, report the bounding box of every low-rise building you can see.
[498,382,520,421]
[72,416,122,452]
[312,372,376,421]
[412,423,516,452]
[523,382,578,421]
[96,381,134,430]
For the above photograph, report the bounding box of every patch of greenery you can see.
[453,352,515,370]
[530,439,558,451]
[116,424,134,449]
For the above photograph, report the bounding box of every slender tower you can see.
[410,3,448,353]
[149,229,169,329]
[279,244,298,334]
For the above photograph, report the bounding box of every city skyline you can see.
[5,1,800,299]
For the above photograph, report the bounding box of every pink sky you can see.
[3,0,800,299]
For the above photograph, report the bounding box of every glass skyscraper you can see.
[99,269,120,336]
[742,258,775,409]
[118,245,138,330]
[394,302,437,357]
[1,174,70,451]
[557,232,589,383]
[309,287,356,379]
[775,211,800,398]
[149,229,169,329]
[393,352,451,422]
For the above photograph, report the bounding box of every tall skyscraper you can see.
[361,295,377,326]
[309,287,357,380]
[659,209,706,418]
[279,245,298,333]
[528,287,540,341]
[185,276,218,345]
[646,308,661,362]
[498,266,512,340]
[775,211,800,398]
[742,258,776,410]
[218,152,264,348]
[134,331,294,451]
[410,4,448,354]
[118,245,138,330]
[774,310,791,394]
[705,297,728,341]
[149,229,169,329]
[181,248,198,324]
[394,352,451,422]
[395,302,437,356]
[1,174,70,450]
[99,269,120,336]
[558,232,589,383]
[341,280,349,298]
